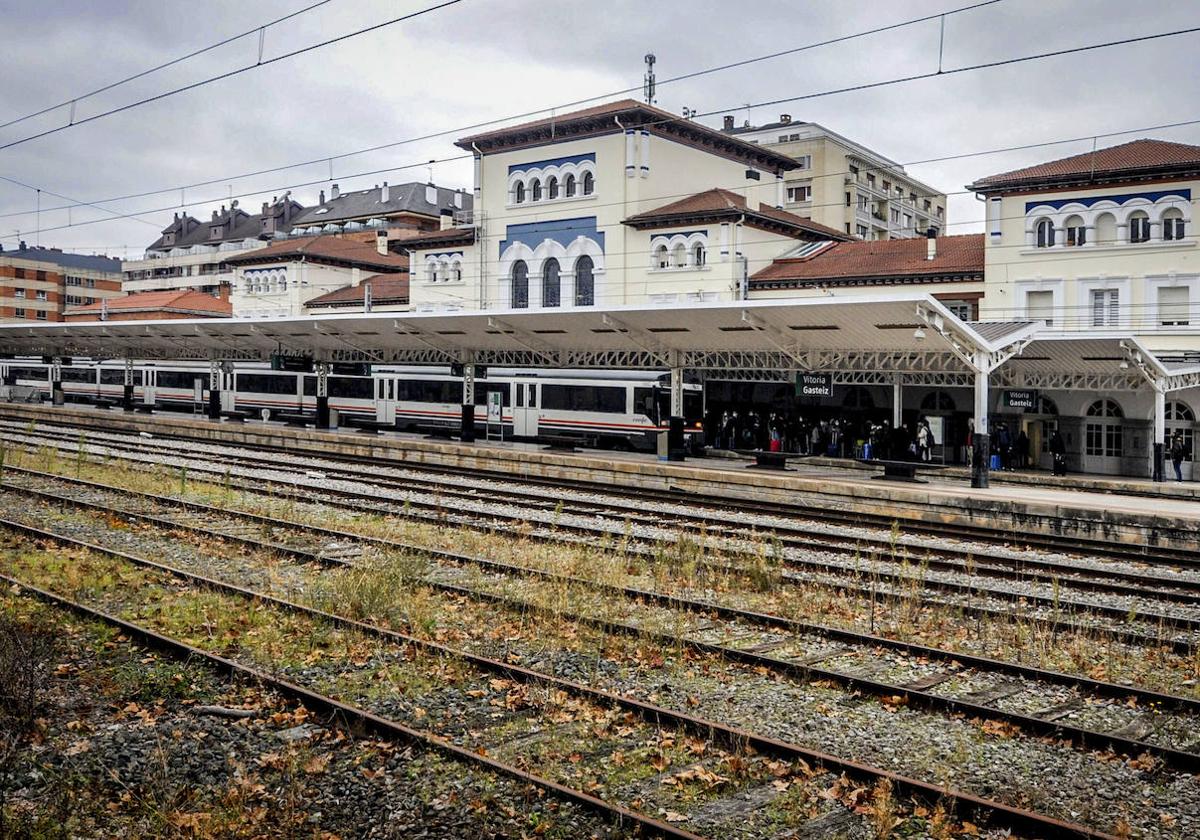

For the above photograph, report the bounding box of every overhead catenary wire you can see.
[0,0,1007,221]
[0,0,468,153]
[0,0,337,133]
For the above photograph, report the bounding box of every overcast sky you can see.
[1,0,1198,258]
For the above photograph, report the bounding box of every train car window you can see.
[10,367,48,381]
[328,377,373,400]
[541,384,625,413]
[60,369,97,383]
[684,392,704,424]
[156,371,204,390]
[515,385,524,407]
[474,383,510,406]
[528,384,536,408]
[396,379,463,403]
[99,369,144,386]
[239,373,299,395]
[633,387,657,420]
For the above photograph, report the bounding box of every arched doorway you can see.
[1166,400,1195,480]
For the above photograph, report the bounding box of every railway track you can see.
[7,469,1200,776]
[6,432,1200,649]
[6,413,1198,569]
[0,517,1120,840]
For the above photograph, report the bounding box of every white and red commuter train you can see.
[0,360,704,452]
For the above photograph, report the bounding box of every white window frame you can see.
[1146,275,1199,330]
[1077,276,1130,330]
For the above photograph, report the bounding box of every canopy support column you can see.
[122,359,134,412]
[315,363,330,430]
[461,358,476,443]
[207,359,221,420]
[668,355,685,462]
[892,378,903,428]
[972,360,990,489]
[50,357,63,406]
[1152,382,1166,483]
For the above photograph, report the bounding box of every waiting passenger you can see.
[1049,430,1067,476]
[1171,431,1188,482]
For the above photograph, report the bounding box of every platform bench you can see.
[857,458,945,483]
[343,417,394,435]
[276,412,312,428]
[133,403,157,414]
[736,449,804,471]
[539,434,579,453]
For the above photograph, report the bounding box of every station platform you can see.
[2,402,1197,551]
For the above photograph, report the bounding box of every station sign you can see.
[1003,389,1038,412]
[795,372,832,398]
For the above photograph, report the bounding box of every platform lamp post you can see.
[667,352,685,462]
[122,359,134,411]
[50,356,64,406]
[971,358,990,489]
[315,362,331,430]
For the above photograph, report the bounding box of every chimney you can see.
[18,240,26,251]
[926,227,937,261]
[262,202,269,215]
[217,283,231,303]
[212,210,219,221]
[376,230,388,256]
[780,114,792,124]
[440,208,454,230]
[331,183,340,200]
[381,182,390,202]
[319,190,326,205]
[722,115,734,131]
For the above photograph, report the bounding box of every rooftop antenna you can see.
[643,53,656,104]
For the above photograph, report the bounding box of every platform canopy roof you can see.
[0,294,1193,390]
[997,334,1200,393]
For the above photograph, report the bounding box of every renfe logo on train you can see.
[1003,389,1039,411]
[795,373,832,398]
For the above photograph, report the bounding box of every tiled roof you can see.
[969,139,1200,191]
[290,182,471,228]
[305,274,409,307]
[624,188,852,241]
[66,289,231,316]
[223,235,409,271]
[456,99,798,172]
[750,233,983,287]
[0,245,121,273]
[394,226,477,252]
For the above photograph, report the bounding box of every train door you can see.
[142,369,156,404]
[221,369,236,412]
[511,379,538,438]
[376,377,397,424]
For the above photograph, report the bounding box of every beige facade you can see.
[725,117,946,240]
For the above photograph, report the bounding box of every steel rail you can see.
[5,412,1196,567]
[7,462,1197,651]
[0,519,1120,840]
[8,478,1200,776]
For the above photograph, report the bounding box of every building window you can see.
[903,214,912,228]
[1094,212,1117,245]
[795,155,811,169]
[514,181,526,204]
[1064,215,1086,246]
[452,262,462,283]
[13,289,24,298]
[889,208,900,224]
[565,174,577,198]
[943,300,973,320]
[1158,285,1190,326]
[12,268,24,279]
[1163,208,1186,241]
[35,270,46,281]
[13,308,25,317]
[574,255,594,306]
[856,224,868,238]
[35,311,47,321]
[692,242,706,267]
[786,185,811,203]
[654,244,669,269]
[511,260,528,309]
[582,171,594,196]
[1167,401,1195,462]
[425,263,436,283]
[1026,289,1054,326]
[1129,210,1151,243]
[542,258,560,307]
[845,192,851,207]
[35,290,47,301]
[85,279,95,288]
[1085,398,1124,457]
[672,243,687,268]
[547,176,559,200]
[1035,219,1055,248]
[920,391,956,412]
[530,178,542,202]
[1091,289,1119,327]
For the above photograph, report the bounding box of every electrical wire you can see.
[0,0,336,133]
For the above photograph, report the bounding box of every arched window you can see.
[511,260,528,308]
[530,178,542,202]
[574,255,594,307]
[1035,218,1055,248]
[1064,215,1086,247]
[1094,212,1117,245]
[1086,398,1124,417]
[436,261,449,283]
[1163,207,1186,241]
[920,391,956,412]
[1167,401,1195,422]
[582,171,594,195]
[841,386,874,409]
[425,263,436,283]
[1035,395,1058,415]
[542,258,561,307]
[692,242,706,267]
[451,262,463,283]
[547,177,559,200]
[672,243,687,268]
[513,181,526,204]
[1167,401,1196,463]
[1129,210,1151,243]
[654,244,669,269]
[565,174,577,198]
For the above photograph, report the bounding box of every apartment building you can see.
[723,114,947,241]
[288,181,472,246]
[0,242,122,323]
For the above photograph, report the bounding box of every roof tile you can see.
[750,233,983,286]
[970,139,1200,190]
[223,235,409,271]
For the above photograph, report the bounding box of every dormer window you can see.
[210,226,223,240]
